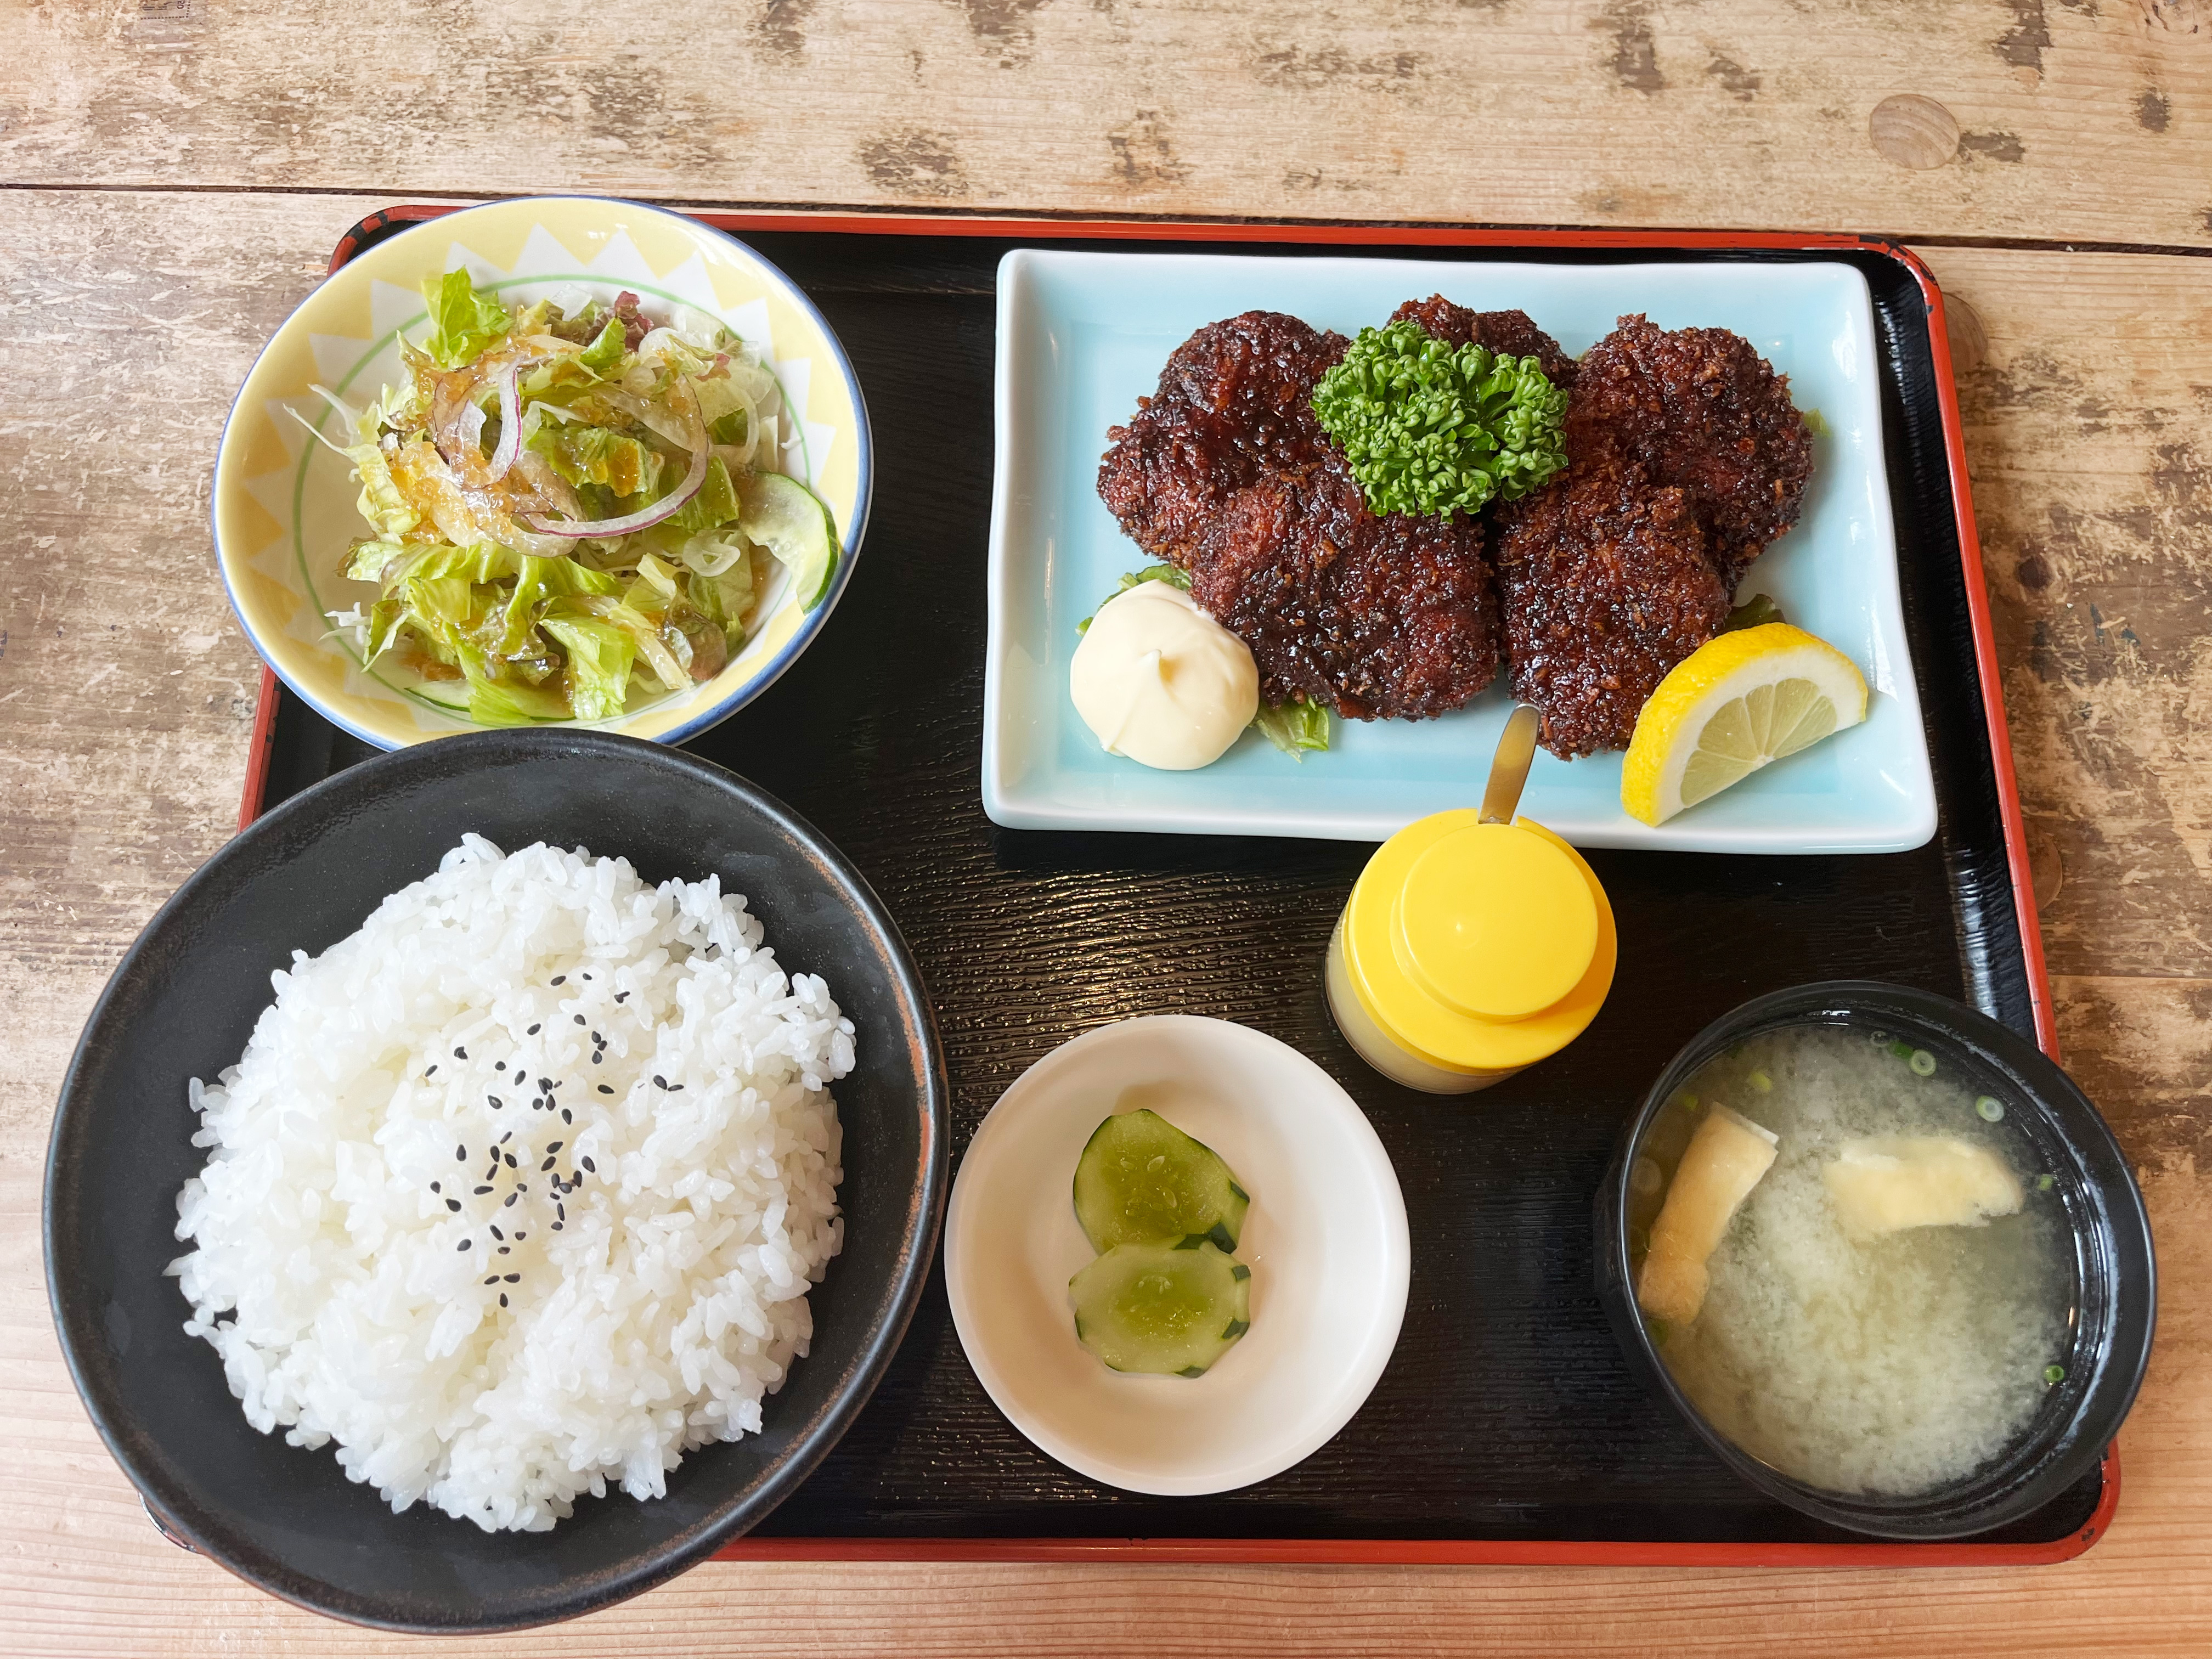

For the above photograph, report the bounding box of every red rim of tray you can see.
[225,204,2104,1570]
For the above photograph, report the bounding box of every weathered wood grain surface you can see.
[4,3,2212,1650]
[4,1,2212,247]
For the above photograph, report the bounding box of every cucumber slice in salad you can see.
[738,470,839,611]
[1073,1109,1250,1253]
[1070,1242,1252,1376]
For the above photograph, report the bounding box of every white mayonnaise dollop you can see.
[1069,581,1260,770]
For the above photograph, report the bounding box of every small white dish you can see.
[981,247,1937,852]
[945,1015,1409,1496]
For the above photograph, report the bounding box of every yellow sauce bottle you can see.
[1324,809,1616,1094]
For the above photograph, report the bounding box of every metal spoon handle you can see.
[1480,704,1543,825]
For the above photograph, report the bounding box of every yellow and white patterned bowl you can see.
[214,197,871,749]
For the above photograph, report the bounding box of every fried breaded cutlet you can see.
[1494,314,1813,757]
[1389,295,1581,392]
[1097,303,1572,721]
[1567,314,1813,588]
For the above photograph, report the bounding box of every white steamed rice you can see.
[168,834,854,1532]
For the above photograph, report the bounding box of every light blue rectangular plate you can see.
[981,249,1937,853]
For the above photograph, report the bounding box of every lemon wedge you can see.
[1622,623,1869,826]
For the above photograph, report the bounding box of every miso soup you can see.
[1627,1023,2075,1497]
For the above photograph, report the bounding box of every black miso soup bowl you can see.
[1594,980,2154,1542]
[46,731,948,1632]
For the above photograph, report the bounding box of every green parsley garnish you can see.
[1310,320,1568,520]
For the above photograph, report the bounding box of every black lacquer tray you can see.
[231,208,2110,1566]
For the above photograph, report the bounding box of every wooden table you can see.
[3,3,2208,1652]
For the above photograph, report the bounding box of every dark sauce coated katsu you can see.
[1494,315,1813,755]
[1099,302,1567,720]
[1096,300,1811,754]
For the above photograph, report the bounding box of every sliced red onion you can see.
[521,380,709,540]
[484,362,524,484]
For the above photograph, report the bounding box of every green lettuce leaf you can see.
[540,616,637,720]
[1720,592,1787,634]
[546,595,690,692]
[398,574,484,659]
[462,660,574,726]
[1251,698,1330,759]
[346,440,419,539]
[498,553,624,657]
[342,538,410,583]
[709,409,749,445]
[526,422,663,498]
[661,457,741,536]
[362,597,407,663]
[577,317,629,376]
[420,269,513,370]
[1076,561,1190,634]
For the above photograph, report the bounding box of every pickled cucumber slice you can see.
[1073,1108,1250,1252]
[1070,1242,1252,1376]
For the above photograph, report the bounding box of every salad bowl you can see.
[213,196,872,749]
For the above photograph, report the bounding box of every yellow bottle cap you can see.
[1391,824,1598,1020]
[1340,810,1615,1077]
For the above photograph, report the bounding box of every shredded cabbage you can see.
[329,269,807,723]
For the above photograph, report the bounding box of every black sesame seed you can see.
[551,1221,563,1231]
[551,975,566,986]
[504,1152,518,1169]
[487,1096,503,1109]
[474,1185,493,1195]
[489,1224,503,1239]
[446,1199,461,1212]
[670,1083,684,1092]
[597,1085,612,1096]
[653,1075,667,1090]
[562,1109,573,1122]
[548,1141,563,1153]
[498,1245,510,1255]
[484,1276,498,1285]
[539,1077,553,1091]
[504,1273,520,1283]
[495,1060,506,1071]
[499,1131,512,1144]
[541,1156,556,1171]
[504,1191,519,1207]
[499,1294,509,1308]
[426,1064,438,1077]
[614,991,629,1003]
[430,1181,442,1193]
[515,1232,526,1240]
[454,1046,467,1059]
[527,1024,540,1036]
[581,1156,596,1173]
[457,1238,471,1251]
[591,1052,602,1064]
[574,1014,586,1026]
[456,1144,466,1161]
